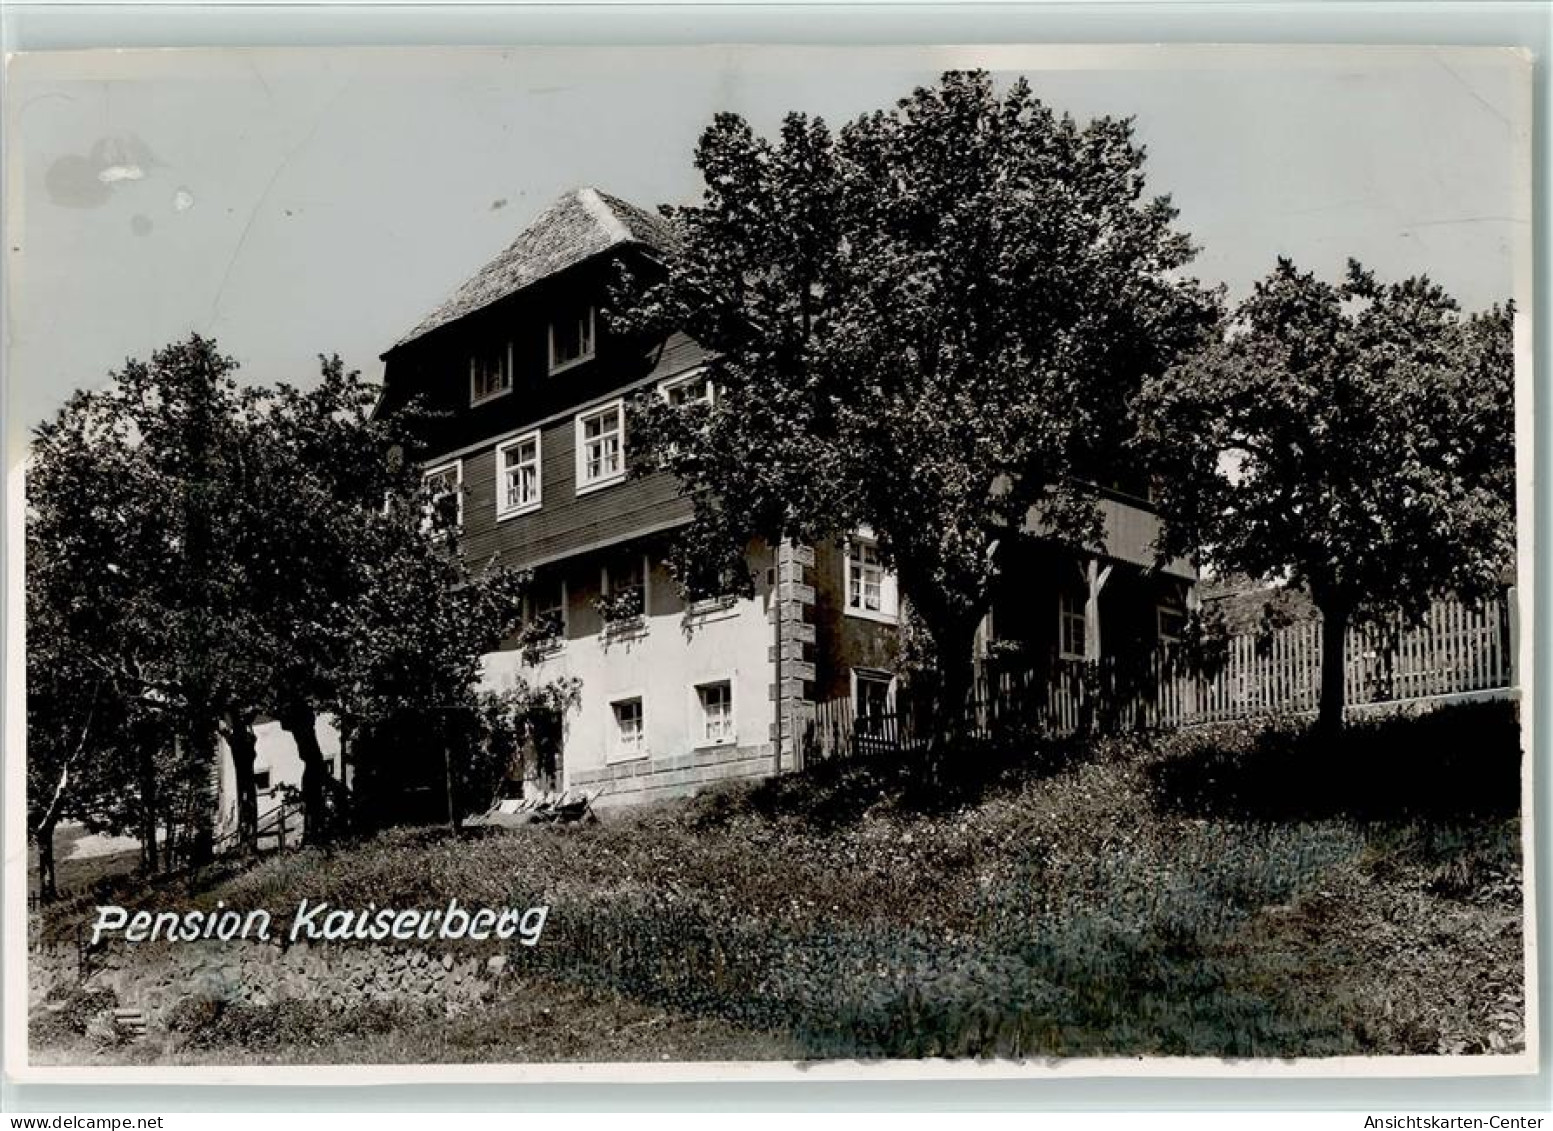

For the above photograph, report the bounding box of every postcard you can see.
[3,43,1535,1084]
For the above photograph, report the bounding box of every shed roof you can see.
[387,186,675,354]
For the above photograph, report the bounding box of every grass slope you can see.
[32,701,1526,1064]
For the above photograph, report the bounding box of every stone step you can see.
[112,1007,149,1037]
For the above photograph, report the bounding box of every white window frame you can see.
[1157,600,1187,648]
[548,306,597,375]
[851,668,895,724]
[470,342,514,405]
[421,460,463,533]
[843,531,898,624]
[495,430,543,519]
[659,366,715,407]
[575,399,626,494]
[1058,590,1087,661]
[692,677,736,748]
[607,694,647,762]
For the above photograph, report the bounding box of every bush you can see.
[29,983,119,1047]
[1147,700,1521,822]
[167,994,413,1052]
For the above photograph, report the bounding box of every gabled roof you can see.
[386,186,676,354]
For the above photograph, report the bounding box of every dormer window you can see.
[470,343,512,405]
[549,306,596,374]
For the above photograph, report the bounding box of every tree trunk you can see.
[163,813,178,873]
[37,816,58,904]
[279,703,331,844]
[223,711,260,853]
[443,737,462,834]
[185,715,219,867]
[1317,602,1349,736]
[136,732,160,875]
[926,613,984,773]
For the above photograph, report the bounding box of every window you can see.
[549,306,596,373]
[421,461,462,534]
[598,553,647,626]
[610,697,645,760]
[470,343,513,404]
[662,368,714,408]
[528,577,567,643]
[496,431,542,517]
[576,401,625,491]
[660,369,716,460]
[1157,601,1187,647]
[253,770,272,792]
[854,670,894,734]
[684,553,744,617]
[696,681,734,745]
[1058,591,1087,661]
[844,533,898,622]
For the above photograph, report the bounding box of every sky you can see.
[3,44,1531,450]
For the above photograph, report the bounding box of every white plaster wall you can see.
[213,718,342,838]
[480,551,777,791]
[216,548,779,827]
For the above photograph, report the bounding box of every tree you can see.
[220,357,426,843]
[27,335,569,866]
[25,339,252,871]
[1134,258,1516,732]
[328,487,580,830]
[25,564,111,901]
[619,70,1220,736]
[239,358,577,836]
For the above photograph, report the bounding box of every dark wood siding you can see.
[379,242,711,571]
[456,410,693,569]
[811,537,901,702]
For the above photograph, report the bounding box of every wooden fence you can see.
[799,593,1515,764]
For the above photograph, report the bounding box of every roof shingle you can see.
[387,186,676,353]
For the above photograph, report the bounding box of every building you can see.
[376,185,1194,806]
[372,187,824,808]
[215,186,1194,827]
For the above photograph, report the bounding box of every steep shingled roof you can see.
[387,186,676,353]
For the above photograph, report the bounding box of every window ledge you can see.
[694,737,737,750]
[496,501,543,522]
[602,616,648,639]
[606,749,649,765]
[687,597,740,623]
[470,388,513,408]
[548,352,595,377]
[843,607,899,626]
[576,472,627,497]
